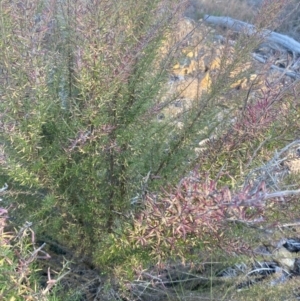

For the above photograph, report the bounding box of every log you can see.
[204,15,300,56]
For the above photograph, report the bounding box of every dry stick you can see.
[245,136,271,169]
[0,183,8,193]
[252,53,300,79]
[237,189,300,207]
[273,139,300,159]
[41,267,71,296]
[280,222,300,228]
[246,139,300,183]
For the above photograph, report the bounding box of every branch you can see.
[252,53,300,79]
[0,183,8,193]
[237,189,300,207]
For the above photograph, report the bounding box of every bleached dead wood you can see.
[252,53,300,79]
[204,15,300,57]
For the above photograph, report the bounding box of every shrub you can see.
[0,0,192,265]
[0,0,297,277]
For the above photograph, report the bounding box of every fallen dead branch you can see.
[204,15,300,80]
[252,53,300,79]
[204,15,300,55]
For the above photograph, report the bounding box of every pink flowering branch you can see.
[130,169,300,256]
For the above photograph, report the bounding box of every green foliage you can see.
[0,0,298,290]
[0,0,192,267]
